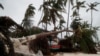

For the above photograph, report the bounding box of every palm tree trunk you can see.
[67,0,70,29]
[60,28,63,39]
[61,32,63,39]
[77,9,80,18]
[54,23,56,31]
[91,10,93,30]
[66,0,71,36]
[76,0,79,17]
[46,23,47,30]
[36,29,73,38]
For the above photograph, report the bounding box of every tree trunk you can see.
[61,32,63,39]
[54,23,56,31]
[45,23,47,31]
[36,29,73,38]
[66,0,71,36]
[91,10,93,30]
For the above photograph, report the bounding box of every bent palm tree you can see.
[21,4,35,30]
[28,28,73,55]
[86,2,100,29]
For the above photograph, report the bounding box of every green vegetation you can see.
[71,19,99,53]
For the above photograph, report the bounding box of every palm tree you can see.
[49,8,63,31]
[0,3,4,9]
[63,0,74,36]
[39,0,65,31]
[86,2,100,29]
[80,25,99,53]
[66,0,73,29]
[71,1,86,37]
[21,4,35,30]
[72,1,86,17]
[38,1,51,30]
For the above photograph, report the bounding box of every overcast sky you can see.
[0,0,100,39]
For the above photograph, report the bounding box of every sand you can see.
[55,53,100,56]
[15,45,100,56]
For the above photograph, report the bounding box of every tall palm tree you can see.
[21,4,35,30]
[71,1,86,37]
[86,2,100,29]
[63,0,74,36]
[72,1,86,17]
[66,0,73,29]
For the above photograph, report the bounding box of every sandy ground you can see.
[15,45,100,56]
[15,45,35,56]
[55,53,100,56]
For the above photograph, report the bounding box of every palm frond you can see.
[81,1,86,4]
[21,4,35,29]
[72,6,76,9]
[64,0,68,6]
[81,5,86,8]
[57,0,63,6]
[87,2,100,12]
[39,5,43,11]
[93,8,98,11]
[70,0,74,5]
[81,21,89,28]
[0,3,4,9]
[25,4,35,19]
[94,2,100,6]
[53,3,63,11]
[54,10,63,19]
[72,10,78,17]
[86,8,90,12]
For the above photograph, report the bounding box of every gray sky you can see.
[0,0,100,39]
